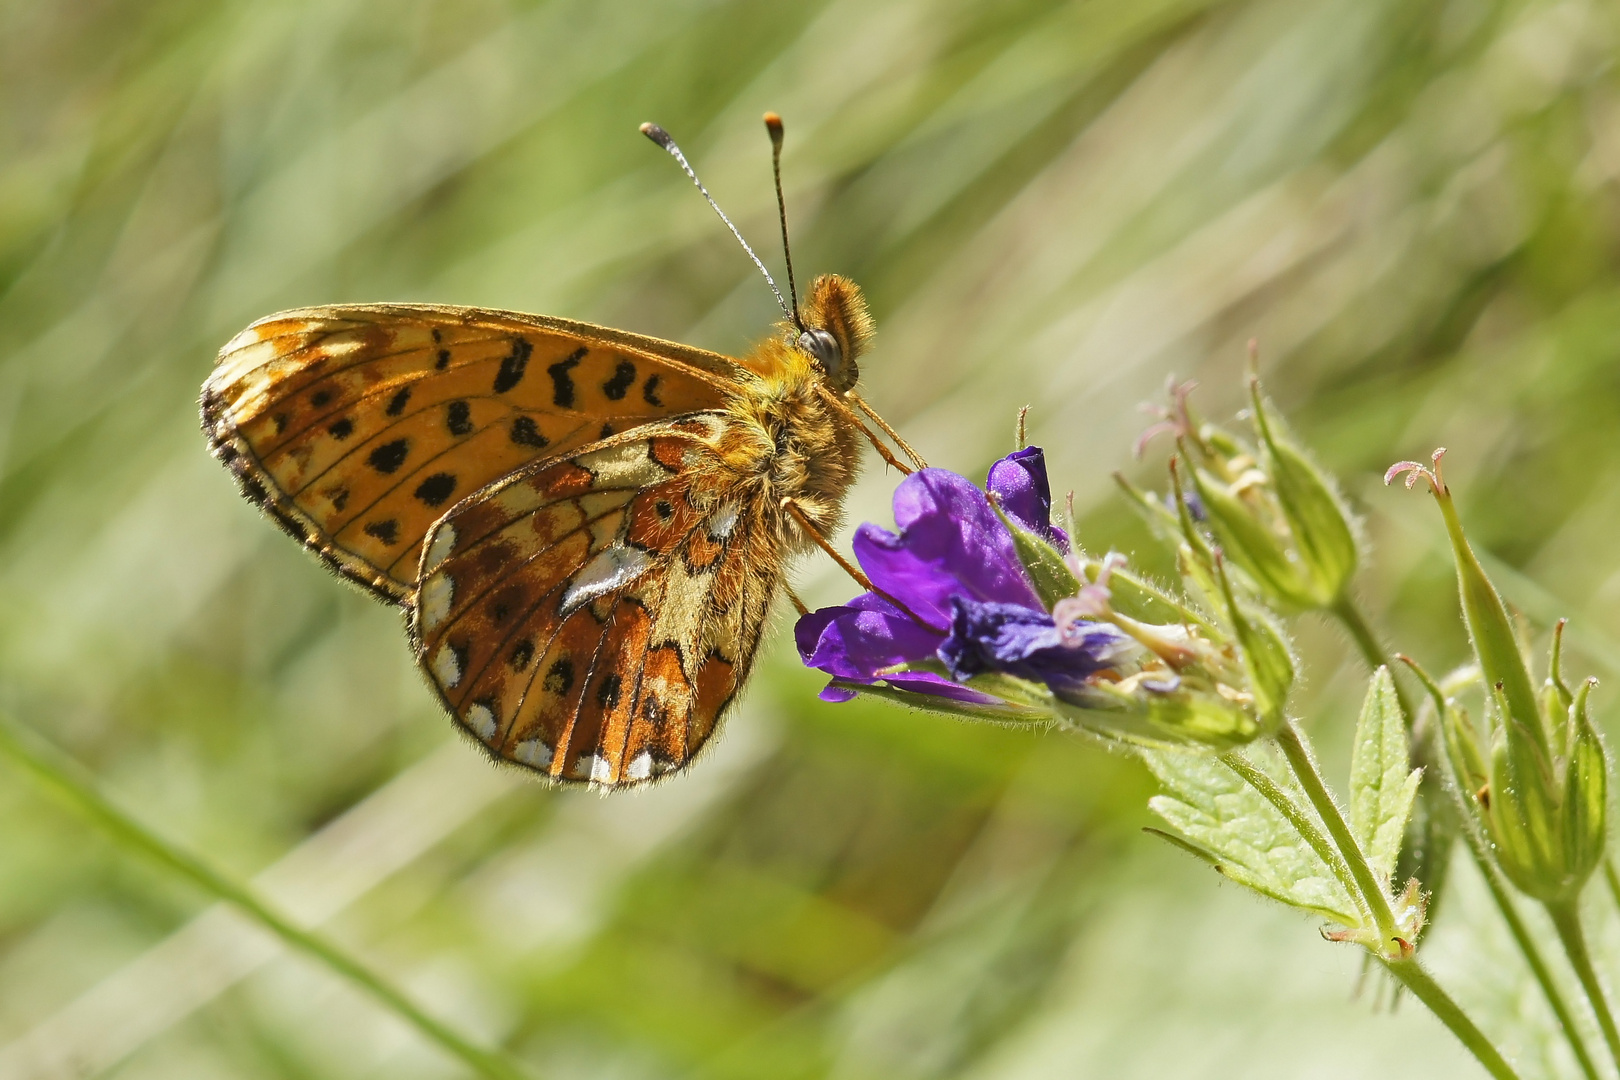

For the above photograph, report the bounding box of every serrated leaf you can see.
[1142,747,1358,924]
[1349,667,1420,882]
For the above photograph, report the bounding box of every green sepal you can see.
[1113,471,1186,553]
[825,678,1053,726]
[1054,678,1262,751]
[991,503,1079,609]
[1190,465,1316,610]
[1433,486,1544,755]
[1563,678,1607,890]
[1249,381,1358,605]
[1487,682,1565,900]
[1212,554,1293,728]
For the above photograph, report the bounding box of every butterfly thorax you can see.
[701,274,876,559]
[709,337,863,559]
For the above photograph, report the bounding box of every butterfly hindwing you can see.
[202,304,739,601]
[409,416,778,786]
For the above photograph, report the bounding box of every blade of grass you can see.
[0,712,533,1080]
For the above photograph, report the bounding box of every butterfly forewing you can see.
[202,304,738,600]
[410,417,777,786]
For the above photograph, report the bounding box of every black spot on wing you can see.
[548,348,587,408]
[602,360,636,401]
[446,400,473,436]
[330,488,349,512]
[414,472,457,506]
[386,387,412,416]
[327,417,354,440]
[311,388,333,408]
[364,519,400,544]
[543,657,574,695]
[435,349,451,370]
[509,416,549,448]
[599,422,614,440]
[509,640,534,670]
[596,673,622,710]
[368,438,410,473]
[642,374,663,407]
[655,500,673,520]
[494,338,533,393]
[272,413,289,435]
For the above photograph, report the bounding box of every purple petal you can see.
[852,469,1040,625]
[938,596,1132,694]
[987,446,1068,550]
[795,593,943,680]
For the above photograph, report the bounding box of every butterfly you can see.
[201,116,922,788]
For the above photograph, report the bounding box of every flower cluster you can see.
[795,446,1287,749]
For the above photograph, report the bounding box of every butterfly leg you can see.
[846,390,928,470]
[780,498,938,631]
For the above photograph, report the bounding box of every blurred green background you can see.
[1,0,1618,1076]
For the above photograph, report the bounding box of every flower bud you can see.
[1388,451,1608,902]
[1132,374,1361,614]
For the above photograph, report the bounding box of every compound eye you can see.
[797,329,843,377]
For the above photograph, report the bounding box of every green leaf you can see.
[1142,747,1358,923]
[1348,667,1421,882]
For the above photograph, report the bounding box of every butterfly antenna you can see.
[640,122,795,326]
[763,112,805,332]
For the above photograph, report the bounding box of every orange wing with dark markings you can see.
[409,416,777,787]
[201,304,740,601]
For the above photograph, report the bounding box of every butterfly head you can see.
[796,274,874,392]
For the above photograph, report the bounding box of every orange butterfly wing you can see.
[201,304,739,601]
[409,416,777,786]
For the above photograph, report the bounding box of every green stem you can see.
[1274,721,1400,948]
[0,715,531,1080]
[1435,753,1602,1078]
[1547,900,1620,1073]
[1384,958,1524,1080]
[1220,749,1372,924]
[1330,595,1415,724]
[1605,858,1620,914]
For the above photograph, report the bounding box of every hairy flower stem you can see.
[1274,721,1400,947]
[0,715,532,1080]
[1547,901,1620,1073]
[1383,958,1525,1080]
[1329,596,1415,723]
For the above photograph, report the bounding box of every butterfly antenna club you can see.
[763,112,805,332]
[640,121,795,325]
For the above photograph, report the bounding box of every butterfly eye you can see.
[798,328,843,378]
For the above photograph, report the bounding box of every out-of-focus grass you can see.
[0,0,1616,1076]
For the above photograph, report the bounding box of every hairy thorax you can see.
[703,336,862,557]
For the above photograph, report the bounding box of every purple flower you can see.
[795,448,1128,704]
[988,446,1070,550]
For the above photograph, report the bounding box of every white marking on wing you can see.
[419,572,453,631]
[707,503,739,539]
[627,752,653,781]
[465,703,496,741]
[513,739,553,769]
[423,523,458,573]
[589,755,613,784]
[574,443,671,488]
[432,643,462,688]
[560,544,652,614]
